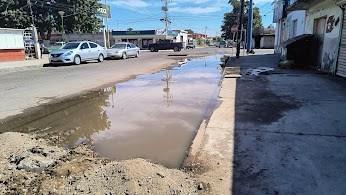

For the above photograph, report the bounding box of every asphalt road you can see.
[0,47,238,120]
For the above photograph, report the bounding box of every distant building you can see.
[111,30,172,49]
[169,30,189,48]
[0,28,25,62]
[189,33,208,40]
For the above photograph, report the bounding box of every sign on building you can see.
[97,4,111,18]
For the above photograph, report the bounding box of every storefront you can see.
[111,30,171,49]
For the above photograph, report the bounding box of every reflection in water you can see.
[4,56,223,168]
[162,69,173,107]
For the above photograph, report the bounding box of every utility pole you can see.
[105,0,109,48]
[246,0,253,53]
[58,11,65,41]
[236,0,245,58]
[204,26,207,46]
[161,0,170,36]
[28,0,41,59]
[27,0,34,26]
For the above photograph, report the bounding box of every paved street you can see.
[0,48,236,121]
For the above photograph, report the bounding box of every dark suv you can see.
[149,40,183,52]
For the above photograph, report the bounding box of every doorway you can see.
[313,16,327,69]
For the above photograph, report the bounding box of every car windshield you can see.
[53,42,64,46]
[112,44,126,49]
[62,42,80,49]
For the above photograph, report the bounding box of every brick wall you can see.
[0,49,25,62]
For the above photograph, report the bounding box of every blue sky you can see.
[105,0,274,36]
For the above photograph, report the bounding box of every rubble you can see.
[0,132,199,194]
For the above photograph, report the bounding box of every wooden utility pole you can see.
[236,0,245,58]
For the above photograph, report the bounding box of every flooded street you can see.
[1,56,223,168]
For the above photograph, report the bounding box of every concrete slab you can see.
[0,55,49,71]
[231,53,346,195]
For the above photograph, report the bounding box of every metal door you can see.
[79,42,90,61]
[336,12,346,77]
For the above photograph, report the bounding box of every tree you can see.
[127,27,133,31]
[0,0,31,29]
[0,0,102,40]
[221,0,263,39]
[54,0,102,34]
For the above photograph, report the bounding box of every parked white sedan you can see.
[107,42,140,59]
[50,41,106,65]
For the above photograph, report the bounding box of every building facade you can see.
[288,0,343,73]
[273,0,306,55]
[0,28,25,62]
[111,30,171,49]
[170,30,189,48]
[335,0,346,77]
[274,0,346,77]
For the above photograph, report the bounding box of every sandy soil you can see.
[0,132,200,195]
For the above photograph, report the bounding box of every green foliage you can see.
[0,0,31,29]
[196,38,203,46]
[0,0,102,39]
[221,0,263,39]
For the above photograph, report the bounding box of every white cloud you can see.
[254,0,274,5]
[109,0,149,9]
[173,0,212,3]
[169,0,228,14]
[170,6,221,14]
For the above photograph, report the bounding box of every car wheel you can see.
[150,47,155,52]
[135,51,139,58]
[174,47,179,52]
[98,54,104,62]
[122,52,127,59]
[74,55,81,65]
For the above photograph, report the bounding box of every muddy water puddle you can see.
[1,56,223,168]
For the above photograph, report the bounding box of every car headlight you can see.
[64,51,73,56]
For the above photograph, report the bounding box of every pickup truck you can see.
[149,40,183,52]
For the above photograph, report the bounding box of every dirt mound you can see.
[0,132,198,195]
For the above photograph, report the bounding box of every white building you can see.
[170,30,189,48]
[288,0,343,73]
[0,28,25,62]
[273,0,306,56]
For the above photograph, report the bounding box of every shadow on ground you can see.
[231,54,346,195]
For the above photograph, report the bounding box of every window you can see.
[80,43,89,49]
[89,42,98,48]
[292,19,298,38]
[130,44,137,48]
[62,42,79,49]
[112,44,126,49]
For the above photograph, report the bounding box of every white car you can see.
[107,42,140,59]
[49,41,106,65]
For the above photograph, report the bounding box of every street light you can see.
[58,11,65,41]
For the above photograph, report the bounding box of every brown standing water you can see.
[0,56,223,168]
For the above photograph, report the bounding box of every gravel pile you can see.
[0,132,199,195]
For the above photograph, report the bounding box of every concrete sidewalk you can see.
[0,55,49,71]
[227,54,346,194]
